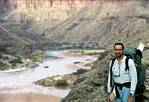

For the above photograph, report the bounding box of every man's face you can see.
[114,45,123,58]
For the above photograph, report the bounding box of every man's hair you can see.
[114,42,124,50]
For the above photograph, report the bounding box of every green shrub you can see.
[26,54,45,62]
[73,68,88,75]
[55,79,68,87]
[0,54,3,59]
[9,57,22,65]
[0,61,9,70]
[30,55,39,62]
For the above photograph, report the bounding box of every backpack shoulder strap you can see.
[125,57,130,71]
[110,57,116,87]
[110,57,116,70]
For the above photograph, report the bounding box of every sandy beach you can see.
[0,93,61,102]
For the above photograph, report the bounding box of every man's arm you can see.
[107,61,112,93]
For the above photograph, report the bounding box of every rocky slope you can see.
[0,25,51,55]
[43,0,149,49]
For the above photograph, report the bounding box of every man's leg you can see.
[121,87,130,102]
[114,87,122,102]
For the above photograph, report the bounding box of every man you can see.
[107,43,138,102]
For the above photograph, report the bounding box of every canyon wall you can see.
[0,0,136,22]
[0,0,93,22]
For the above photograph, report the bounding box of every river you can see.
[0,50,98,102]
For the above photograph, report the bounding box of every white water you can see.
[0,50,97,97]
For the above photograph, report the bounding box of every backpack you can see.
[110,48,146,100]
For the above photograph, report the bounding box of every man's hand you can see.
[108,94,112,102]
[128,96,133,102]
